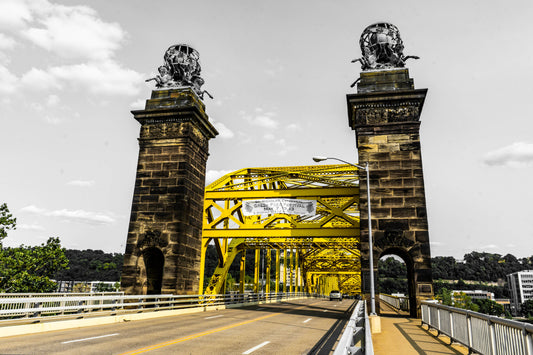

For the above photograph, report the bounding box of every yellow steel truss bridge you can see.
[200,164,362,296]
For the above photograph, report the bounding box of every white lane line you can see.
[205,315,224,319]
[303,318,312,323]
[61,333,119,344]
[243,341,270,354]
[323,309,328,312]
[255,307,265,311]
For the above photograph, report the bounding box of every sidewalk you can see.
[372,302,469,355]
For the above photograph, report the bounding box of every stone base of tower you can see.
[348,69,433,318]
[121,88,217,295]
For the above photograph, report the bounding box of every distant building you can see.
[56,280,119,293]
[507,270,533,315]
[453,290,494,301]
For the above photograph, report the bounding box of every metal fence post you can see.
[449,311,454,342]
[467,313,473,350]
[488,319,496,355]
[32,302,41,318]
[524,327,532,355]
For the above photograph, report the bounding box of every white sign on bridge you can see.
[242,199,316,216]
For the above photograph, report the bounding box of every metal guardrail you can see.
[421,301,533,355]
[333,300,374,355]
[379,293,409,312]
[0,292,308,322]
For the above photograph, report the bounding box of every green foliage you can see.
[473,299,504,316]
[437,288,479,312]
[453,292,479,312]
[53,249,123,281]
[0,203,69,292]
[94,282,120,292]
[521,299,533,317]
[0,237,69,293]
[432,251,530,282]
[433,280,508,299]
[0,203,16,244]
[436,287,453,306]
[378,257,408,295]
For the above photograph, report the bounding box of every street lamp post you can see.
[312,156,376,315]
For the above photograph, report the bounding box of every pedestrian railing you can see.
[421,301,533,355]
[333,300,374,355]
[379,293,409,312]
[0,292,308,323]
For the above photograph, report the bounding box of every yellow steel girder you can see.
[200,164,362,296]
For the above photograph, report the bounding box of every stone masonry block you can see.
[391,208,417,218]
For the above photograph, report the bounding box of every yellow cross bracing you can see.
[200,164,362,297]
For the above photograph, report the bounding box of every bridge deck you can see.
[372,301,469,355]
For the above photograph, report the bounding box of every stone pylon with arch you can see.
[347,68,433,317]
[121,88,218,295]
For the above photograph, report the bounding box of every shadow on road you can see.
[306,300,356,354]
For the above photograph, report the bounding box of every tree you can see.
[521,299,533,317]
[0,237,69,292]
[453,292,479,312]
[0,203,69,293]
[473,299,504,316]
[436,287,453,306]
[0,203,16,244]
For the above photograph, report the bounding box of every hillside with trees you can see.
[53,249,123,282]
[0,203,69,293]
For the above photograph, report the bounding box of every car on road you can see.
[329,290,342,301]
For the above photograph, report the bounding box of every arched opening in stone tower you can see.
[143,247,164,295]
[378,248,417,317]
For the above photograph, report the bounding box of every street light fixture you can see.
[312,156,376,315]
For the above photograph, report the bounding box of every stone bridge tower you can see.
[121,45,218,295]
[347,23,433,317]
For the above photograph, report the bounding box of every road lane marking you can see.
[61,333,119,344]
[204,315,223,319]
[242,341,270,354]
[303,318,312,323]
[323,310,328,312]
[119,300,323,355]
[255,307,265,311]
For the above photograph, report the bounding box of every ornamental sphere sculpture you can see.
[352,23,419,71]
[146,44,212,100]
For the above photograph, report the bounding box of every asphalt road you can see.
[0,298,355,355]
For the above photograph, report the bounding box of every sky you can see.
[1,0,533,259]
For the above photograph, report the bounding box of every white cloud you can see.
[21,204,115,225]
[0,33,16,50]
[19,61,143,95]
[264,133,275,140]
[20,1,124,61]
[18,224,45,231]
[0,1,142,97]
[481,244,499,250]
[265,58,284,77]
[206,169,233,185]
[20,67,62,90]
[20,205,46,214]
[47,61,143,95]
[67,180,95,187]
[130,98,145,109]
[240,108,279,129]
[287,123,301,130]
[0,65,17,94]
[211,120,234,139]
[0,0,33,30]
[484,142,533,167]
[275,138,297,156]
[46,94,60,106]
[43,114,63,125]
